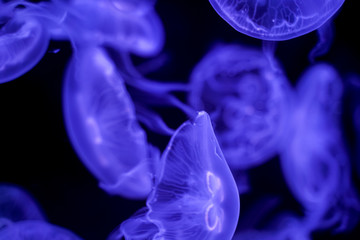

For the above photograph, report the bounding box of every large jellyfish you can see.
[0,220,82,240]
[0,3,50,83]
[109,112,240,240]
[208,0,345,41]
[279,63,360,231]
[0,184,45,222]
[188,44,291,169]
[63,46,156,199]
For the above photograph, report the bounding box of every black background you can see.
[1,0,360,239]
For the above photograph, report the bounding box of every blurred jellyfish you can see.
[188,44,292,170]
[0,220,82,240]
[0,184,45,222]
[280,63,360,232]
[50,0,164,57]
[208,0,345,41]
[63,46,157,199]
[0,7,50,83]
[110,112,240,240]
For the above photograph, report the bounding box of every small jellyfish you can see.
[0,184,45,222]
[0,220,82,240]
[208,0,345,40]
[110,112,240,240]
[63,47,155,199]
[279,63,360,230]
[188,44,291,169]
[0,14,49,83]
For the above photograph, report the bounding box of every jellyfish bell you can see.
[0,15,49,83]
[189,44,292,170]
[112,111,239,240]
[0,184,45,222]
[63,47,154,199]
[208,0,345,41]
[279,63,358,219]
[0,220,82,240]
[147,111,239,239]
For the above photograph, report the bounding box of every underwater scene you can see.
[1,0,360,239]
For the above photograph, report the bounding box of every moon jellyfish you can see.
[53,0,164,57]
[110,112,239,240]
[0,220,82,240]
[0,14,49,83]
[280,63,360,230]
[0,184,45,222]
[189,44,291,169]
[63,47,155,199]
[208,0,345,40]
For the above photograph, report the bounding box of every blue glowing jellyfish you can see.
[0,220,82,240]
[0,13,49,83]
[280,63,360,230]
[280,64,344,208]
[51,0,164,57]
[0,184,45,222]
[208,0,345,40]
[63,47,156,199]
[189,44,291,169]
[110,111,240,240]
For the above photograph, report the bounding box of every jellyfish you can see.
[279,63,360,231]
[63,46,156,199]
[50,0,164,57]
[0,220,82,240]
[0,10,50,83]
[0,184,45,222]
[188,44,292,170]
[109,111,240,240]
[208,0,345,41]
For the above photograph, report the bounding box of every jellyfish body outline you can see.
[0,13,50,83]
[279,63,360,231]
[208,0,345,41]
[0,184,45,222]
[188,43,292,170]
[114,111,239,240]
[63,46,154,199]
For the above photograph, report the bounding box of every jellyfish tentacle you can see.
[308,21,334,63]
[135,104,175,135]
